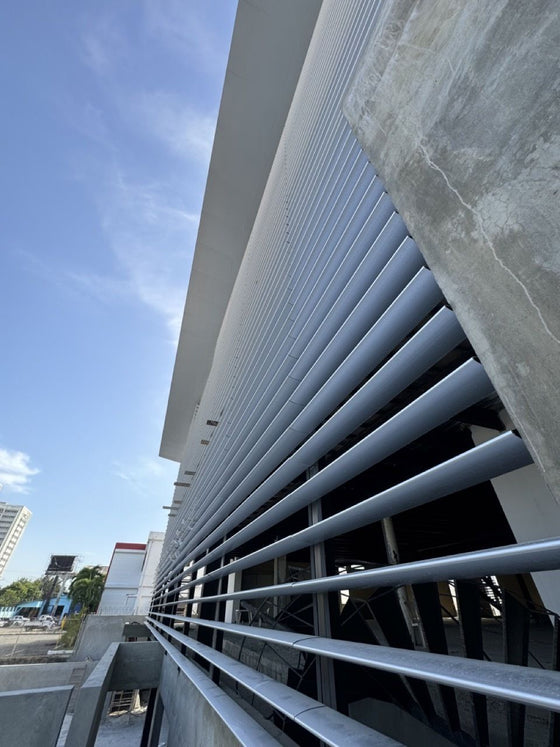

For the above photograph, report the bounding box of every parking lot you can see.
[0,627,62,659]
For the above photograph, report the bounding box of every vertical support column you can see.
[181,565,195,655]
[307,463,337,710]
[140,688,158,747]
[502,585,529,747]
[456,580,489,746]
[210,554,228,684]
[147,693,165,747]
[412,582,460,733]
[549,618,560,747]
[195,550,222,675]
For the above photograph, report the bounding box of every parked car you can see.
[23,615,57,629]
[38,615,58,629]
[9,615,30,626]
[0,617,10,628]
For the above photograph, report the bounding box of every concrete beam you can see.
[65,641,163,747]
[0,685,72,747]
[65,642,119,747]
[344,0,560,501]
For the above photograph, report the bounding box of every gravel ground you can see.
[0,627,62,659]
[57,711,148,747]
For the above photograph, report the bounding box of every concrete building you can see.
[98,543,146,615]
[0,502,31,580]
[7,2,553,746]
[135,532,165,615]
[97,534,164,616]
[145,2,560,745]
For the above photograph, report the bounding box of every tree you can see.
[0,578,42,607]
[69,566,105,613]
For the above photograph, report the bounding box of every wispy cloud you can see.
[80,15,127,77]
[0,449,39,494]
[64,270,133,305]
[99,171,199,336]
[20,171,199,339]
[113,455,172,497]
[132,92,216,163]
[60,6,222,338]
[142,0,228,76]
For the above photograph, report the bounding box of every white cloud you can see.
[99,171,199,337]
[63,270,132,305]
[142,0,227,76]
[21,171,200,339]
[0,449,39,494]
[64,8,218,338]
[80,16,126,77]
[132,92,216,163]
[113,455,173,497]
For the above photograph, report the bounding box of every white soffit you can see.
[160,0,322,461]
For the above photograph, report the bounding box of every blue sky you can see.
[0,1,237,584]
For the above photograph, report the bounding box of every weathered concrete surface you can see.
[65,641,162,747]
[0,685,72,747]
[344,0,560,500]
[111,641,162,690]
[159,653,241,747]
[71,615,145,662]
[65,642,119,747]
[0,660,93,692]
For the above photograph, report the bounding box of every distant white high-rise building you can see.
[0,502,31,579]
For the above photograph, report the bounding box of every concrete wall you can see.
[65,641,162,747]
[0,685,72,747]
[0,661,94,692]
[158,653,243,747]
[71,614,145,662]
[344,0,560,501]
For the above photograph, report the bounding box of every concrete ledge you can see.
[65,642,119,747]
[0,661,93,692]
[0,685,72,747]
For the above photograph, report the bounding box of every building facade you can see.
[98,543,147,615]
[98,534,164,616]
[0,502,31,580]
[148,2,560,745]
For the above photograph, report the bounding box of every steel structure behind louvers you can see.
[151,2,560,745]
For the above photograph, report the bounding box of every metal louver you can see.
[150,2,560,745]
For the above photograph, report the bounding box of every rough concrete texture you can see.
[0,660,92,692]
[111,641,162,691]
[344,0,560,500]
[0,685,72,747]
[65,642,120,747]
[66,641,162,747]
[159,654,243,747]
[57,711,146,747]
[71,615,145,662]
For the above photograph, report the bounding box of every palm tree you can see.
[69,566,105,613]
